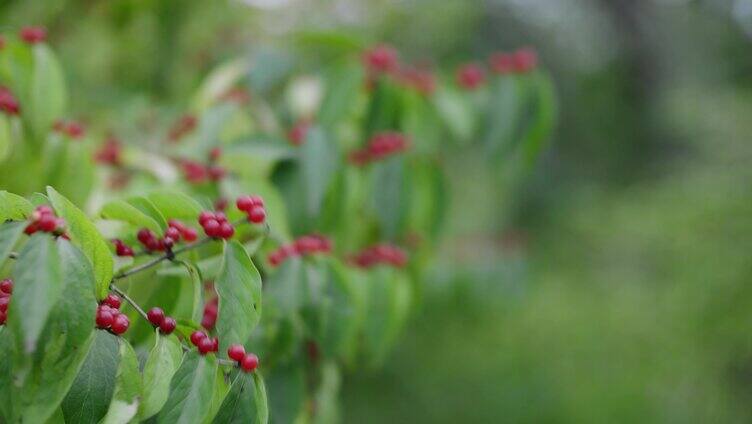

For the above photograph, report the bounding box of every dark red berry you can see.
[111,314,130,335]
[19,26,46,44]
[218,222,234,239]
[211,337,219,352]
[162,237,175,250]
[227,344,246,362]
[203,219,221,238]
[236,196,254,212]
[248,207,266,224]
[197,336,214,355]
[0,296,9,312]
[147,307,165,326]
[165,226,181,241]
[209,147,222,162]
[190,330,207,346]
[240,353,259,372]
[0,310,6,325]
[96,308,114,328]
[159,317,177,334]
[198,211,215,226]
[37,214,57,232]
[0,87,19,116]
[182,227,198,242]
[0,279,12,294]
[103,294,122,309]
[137,228,155,244]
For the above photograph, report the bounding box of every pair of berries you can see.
[349,132,409,166]
[168,114,197,142]
[112,239,134,257]
[94,136,123,167]
[53,120,85,139]
[190,330,219,355]
[96,295,130,335]
[24,205,67,237]
[268,234,332,267]
[235,195,267,224]
[227,344,260,373]
[456,63,486,90]
[0,279,13,325]
[198,211,235,239]
[350,244,408,269]
[20,26,46,44]
[181,160,226,184]
[0,87,19,116]
[201,297,218,330]
[489,47,538,75]
[146,307,176,334]
[136,220,197,253]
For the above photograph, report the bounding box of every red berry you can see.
[201,314,216,330]
[147,307,165,326]
[211,337,219,352]
[248,206,266,224]
[0,279,12,294]
[0,296,9,312]
[198,211,215,225]
[111,314,130,335]
[162,237,175,250]
[456,63,486,90]
[167,219,185,231]
[103,294,122,309]
[197,336,214,355]
[0,88,19,116]
[219,222,234,239]
[165,226,181,241]
[96,308,114,328]
[236,196,254,212]
[37,214,57,232]
[0,310,6,325]
[182,227,198,242]
[190,330,207,346]
[209,147,222,162]
[137,228,155,244]
[215,212,227,223]
[227,344,246,362]
[203,219,221,238]
[240,353,259,372]
[19,26,46,44]
[208,166,226,181]
[159,317,177,334]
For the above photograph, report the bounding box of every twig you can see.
[110,283,150,323]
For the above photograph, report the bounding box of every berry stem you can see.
[110,284,150,323]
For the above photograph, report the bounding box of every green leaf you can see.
[266,257,304,317]
[100,199,163,233]
[147,190,204,222]
[140,332,184,419]
[214,372,269,424]
[157,352,217,424]
[433,86,475,142]
[61,331,120,424]
[192,58,248,111]
[318,62,364,128]
[125,196,168,231]
[0,221,24,269]
[216,241,263,354]
[266,361,305,424]
[8,234,63,355]
[299,126,340,217]
[371,156,409,239]
[363,268,412,366]
[319,261,365,360]
[13,239,97,423]
[0,190,34,221]
[203,367,230,424]
[48,186,114,299]
[29,44,67,138]
[520,72,557,166]
[101,339,142,424]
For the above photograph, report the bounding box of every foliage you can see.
[0,27,554,423]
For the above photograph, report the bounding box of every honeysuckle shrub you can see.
[0,28,555,423]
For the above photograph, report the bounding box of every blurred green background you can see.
[4,0,752,422]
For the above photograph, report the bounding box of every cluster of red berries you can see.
[362,44,436,95]
[455,63,486,90]
[348,132,409,166]
[350,244,408,269]
[363,44,399,75]
[20,26,46,44]
[0,87,20,116]
[24,205,67,237]
[137,219,198,253]
[95,294,130,335]
[94,136,123,167]
[268,234,333,267]
[146,307,176,334]
[180,159,226,184]
[52,120,85,139]
[189,330,219,355]
[227,344,260,373]
[0,279,13,325]
[489,47,538,75]
[168,114,197,142]
[235,195,267,225]
[112,239,134,257]
[198,211,235,239]
[201,296,218,330]
[287,121,310,146]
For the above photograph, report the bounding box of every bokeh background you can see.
[3,0,752,422]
